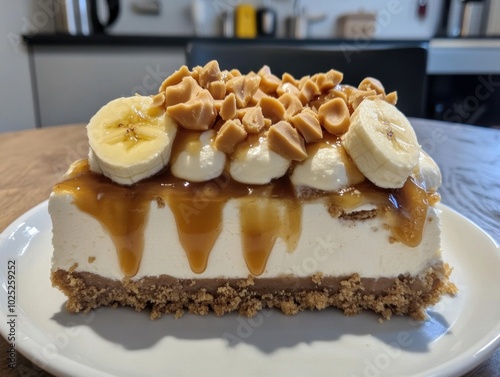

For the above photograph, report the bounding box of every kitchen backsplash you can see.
[106,0,444,39]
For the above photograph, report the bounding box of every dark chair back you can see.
[186,42,428,117]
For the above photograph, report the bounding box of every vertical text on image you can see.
[6,259,17,368]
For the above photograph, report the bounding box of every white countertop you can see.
[428,38,500,75]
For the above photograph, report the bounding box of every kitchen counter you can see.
[24,34,500,75]
[428,38,500,74]
[23,33,427,48]
[22,34,500,128]
[23,33,191,47]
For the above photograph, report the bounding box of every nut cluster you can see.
[151,60,398,161]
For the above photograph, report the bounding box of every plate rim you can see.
[0,200,499,377]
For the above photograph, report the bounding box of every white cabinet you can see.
[31,46,185,126]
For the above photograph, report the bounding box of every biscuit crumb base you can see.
[51,264,456,321]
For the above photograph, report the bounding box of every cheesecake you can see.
[50,61,456,320]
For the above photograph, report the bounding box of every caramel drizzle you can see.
[53,162,149,277]
[53,160,437,278]
[240,197,302,276]
[166,195,224,274]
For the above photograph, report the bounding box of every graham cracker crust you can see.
[51,264,456,321]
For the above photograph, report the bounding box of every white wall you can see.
[0,1,39,132]
[110,0,444,39]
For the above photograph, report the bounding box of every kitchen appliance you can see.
[285,13,326,39]
[219,11,233,38]
[234,4,257,38]
[461,0,486,36]
[337,13,376,39]
[286,0,325,39]
[256,0,277,37]
[446,0,488,37]
[190,0,206,36]
[54,0,120,35]
[485,0,500,35]
[54,0,79,34]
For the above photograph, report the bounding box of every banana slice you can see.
[171,130,226,182]
[230,134,290,184]
[341,99,419,189]
[291,142,364,191]
[412,149,442,192]
[87,96,178,185]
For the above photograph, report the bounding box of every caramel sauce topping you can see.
[166,193,224,274]
[53,160,438,277]
[54,161,149,277]
[239,189,301,276]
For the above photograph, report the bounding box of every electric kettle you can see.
[55,0,120,35]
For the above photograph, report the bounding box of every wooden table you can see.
[0,121,499,377]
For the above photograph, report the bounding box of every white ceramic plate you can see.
[1,201,499,377]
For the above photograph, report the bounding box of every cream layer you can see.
[49,193,442,281]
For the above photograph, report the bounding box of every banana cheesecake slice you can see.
[50,61,456,320]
